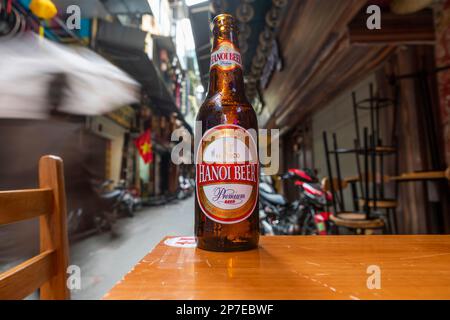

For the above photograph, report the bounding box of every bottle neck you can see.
[207,27,246,102]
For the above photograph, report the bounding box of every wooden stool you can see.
[329,212,385,234]
[322,177,386,234]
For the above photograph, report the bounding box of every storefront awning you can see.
[101,0,153,15]
[98,43,192,133]
[52,0,110,18]
[96,22,192,133]
[188,2,211,89]
[52,0,152,18]
[96,20,147,51]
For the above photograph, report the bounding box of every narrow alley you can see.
[70,198,194,300]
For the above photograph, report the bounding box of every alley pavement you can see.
[70,196,194,300]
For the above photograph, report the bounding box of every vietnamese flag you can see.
[134,129,153,164]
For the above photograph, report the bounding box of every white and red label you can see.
[196,124,258,224]
[210,41,242,71]
[164,236,197,248]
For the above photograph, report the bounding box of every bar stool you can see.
[323,131,386,234]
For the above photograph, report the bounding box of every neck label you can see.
[210,41,242,71]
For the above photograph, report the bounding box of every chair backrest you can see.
[345,173,391,184]
[0,155,70,300]
[321,177,348,192]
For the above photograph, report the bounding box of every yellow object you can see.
[30,0,58,19]
[140,142,151,155]
[391,0,433,15]
[39,24,45,38]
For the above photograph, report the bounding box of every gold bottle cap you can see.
[213,13,235,24]
[212,14,237,33]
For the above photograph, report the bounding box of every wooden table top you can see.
[104,235,450,300]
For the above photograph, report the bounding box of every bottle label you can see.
[210,41,242,71]
[196,124,258,224]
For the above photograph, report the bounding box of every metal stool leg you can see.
[390,208,398,234]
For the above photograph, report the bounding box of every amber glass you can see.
[195,14,259,252]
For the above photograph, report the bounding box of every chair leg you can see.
[383,215,390,235]
[334,225,340,235]
[323,132,338,214]
[390,208,398,234]
[383,208,392,234]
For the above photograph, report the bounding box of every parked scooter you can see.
[259,169,334,235]
[68,179,140,240]
[114,180,140,217]
[93,180,120,236]
[177,175,194,200]
[259,174,302,235]
[67,207,85,240]
[284,169,333,235]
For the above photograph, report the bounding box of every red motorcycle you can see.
[286,169,334,235]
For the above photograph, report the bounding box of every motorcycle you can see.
[259,169,334,236]
[114,180,140,217]
[285,169,334,235]
[259,174,302,235]
[73,179,140,238]
[177,175,194,200]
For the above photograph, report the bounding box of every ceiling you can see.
[189,0,288,100]
[261,0,436,133]
[262,0,392,132]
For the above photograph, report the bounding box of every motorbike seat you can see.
[260,189,287,206]
[100,190,122,199]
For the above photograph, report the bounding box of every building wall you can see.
[384,46,449,234]
[312,74,376,194]
[0,118,103,268]
[90,116,127,184]
[310,45,448,234]
[435,0,450,166]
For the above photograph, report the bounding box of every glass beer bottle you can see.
[195,14,259,252]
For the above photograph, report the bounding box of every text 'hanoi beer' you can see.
[195,14,259,252]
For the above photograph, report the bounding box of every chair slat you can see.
[389,170,447,182]
[0,189,53,225]
[0,250,55,300]
[39,155,70,300]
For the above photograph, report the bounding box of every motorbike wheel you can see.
[109,209,119,238]
[260,223,266,235]
[177,190,185,200]
[94,215,108,233]
[300,214,318,235]
[124,204,134,217]
[67,209,83,236]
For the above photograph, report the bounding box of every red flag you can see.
[134,129,153,164]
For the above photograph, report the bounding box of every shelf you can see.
[328,146,396,155]
[355,97,395,110]
[390,169,450,182]
[359,198,397,209]
[344,173,391,184]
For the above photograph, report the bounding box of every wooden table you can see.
[104,236,450,300]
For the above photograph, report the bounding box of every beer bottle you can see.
[195,14,259,252]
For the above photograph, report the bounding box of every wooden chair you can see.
[389,167,450,182]
[345,173,398,233]
[0,155,70,300]
[322,177,385,233]
[322,132,386,233]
